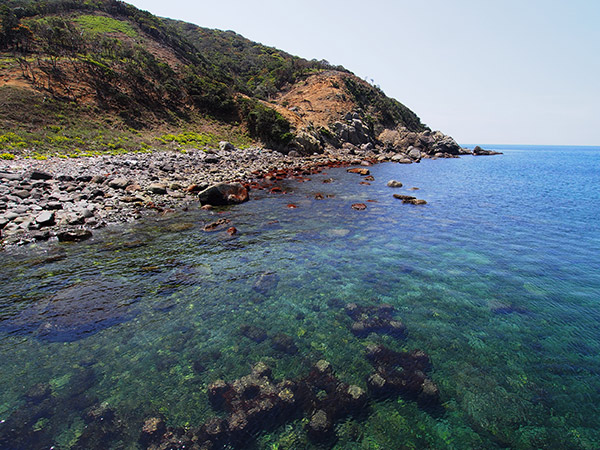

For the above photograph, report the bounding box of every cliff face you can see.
[0,0,458,157]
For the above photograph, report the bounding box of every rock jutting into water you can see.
[472,145,503,156]
[393,194,427,205]
[347,168,370,176]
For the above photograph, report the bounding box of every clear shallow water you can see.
[1,145,600,449]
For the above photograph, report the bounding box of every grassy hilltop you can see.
[0,0,427,159]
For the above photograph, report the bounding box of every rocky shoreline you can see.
[0,136,499,248]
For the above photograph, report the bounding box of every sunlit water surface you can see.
[1,145,599,449]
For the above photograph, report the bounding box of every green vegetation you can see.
[343,77,428,132]
[0,0,427,153]
[238,98,293,150]
[156,131,246,150]
[73,14,137,38]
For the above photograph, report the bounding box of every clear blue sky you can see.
[126,0,599,146]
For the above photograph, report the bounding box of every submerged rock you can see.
[240,324,267,343]
[2,279,140,342]
[203,218,231,232]
[252,271,280,296]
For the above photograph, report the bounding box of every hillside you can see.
[0,0,456,159]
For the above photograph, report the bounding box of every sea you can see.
[0,144,599,449]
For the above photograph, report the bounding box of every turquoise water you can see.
[1,145,600,449]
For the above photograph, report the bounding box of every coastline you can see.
[0,142,491,248]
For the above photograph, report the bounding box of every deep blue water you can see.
[1,145,599,449]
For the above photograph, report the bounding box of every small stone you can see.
[351,203,367,211]
[35,211,55,227]
[387,180,403,188]
[13,189,30,199]
[108,178,130,190]
[148,183,167,195]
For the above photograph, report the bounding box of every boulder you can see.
[407,146,422,160]
[291,131,322,155]
[387,180,403,188]
[198,183,248,206]
[219,141,235,152]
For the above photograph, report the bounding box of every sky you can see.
[125,0,600,146]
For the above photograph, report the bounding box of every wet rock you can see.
[198,183,248,206]
[203,218,231,232]
[387,180,403,188]
[57,228,93,242]
[240,324,267,342]
[393,194,416,201]
[31,230,51,241]
[351,203,367,211]
[405,198,427,205]
[226,226,237,236]
[253,271,280,296]
[347,168,370,176]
